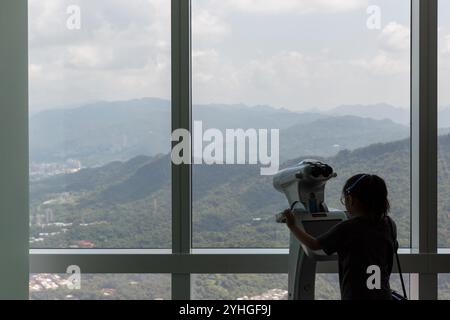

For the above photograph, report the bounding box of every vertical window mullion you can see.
[171,0,192,300]
[0,0,29,300]
[411,0,438,300]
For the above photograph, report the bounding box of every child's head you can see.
[341,174,390,220]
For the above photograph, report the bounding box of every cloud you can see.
[379,22,410,53]
[193,10,231,39]
[439,24,450,60]
[29,64,43,80]
[209,0,368,15]
[193,30,410,110]
[354,22,410,76]
[354,52,408,76]
[28,0,171,111]
[29,0,409,112]
[191,49,351,108]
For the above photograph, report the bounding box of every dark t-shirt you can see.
[317,215,397,300]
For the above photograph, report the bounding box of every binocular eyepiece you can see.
[273,160,336,221]
[295,162,334,179]
[310,163,333,178]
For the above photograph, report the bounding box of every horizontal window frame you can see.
[30,251,450,274]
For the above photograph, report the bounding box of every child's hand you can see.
[283,209,295,228]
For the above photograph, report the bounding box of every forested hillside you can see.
[29,133,450,299]
[30,135,417,249]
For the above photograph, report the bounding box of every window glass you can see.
[438,0,450,248]
[191,273,409,300]
[192,0,411,248]
[192,274,287,300]
[29,0,172,249]
[439,274,450,300]
[30,274,170,300]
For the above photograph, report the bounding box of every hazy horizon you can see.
[30,96,450,118]
[28,0,450,113]
[29,96,410,113]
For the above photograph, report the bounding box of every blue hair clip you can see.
[345,174,369,194]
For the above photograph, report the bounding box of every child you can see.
[283,174,397,300]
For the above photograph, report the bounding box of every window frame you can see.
[8,0,445,300]
[0,0,29,300]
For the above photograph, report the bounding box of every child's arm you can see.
[284,210,322,251]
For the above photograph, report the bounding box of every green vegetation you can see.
[28,102,450,298]
[30,274,170,300]
[29,135,416,249]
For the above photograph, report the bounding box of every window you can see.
[30,274,170,300]
[438,0,450,248]
[191,273,409,300]
[439,274,450,299]
[315,274,340,300]
[28,0,172,249]
[192,0,411,248]
[191,274,287,300]
[314,273,409,300]
[16,0,443,301]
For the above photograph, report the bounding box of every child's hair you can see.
[342,174,390,221]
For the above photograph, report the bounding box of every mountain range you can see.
[28,99,450,299]
[30,98,412,167]
[31,133,450,249]
[328,103,450,128]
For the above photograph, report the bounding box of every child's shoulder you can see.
[338,216,371,229]
[333,217,360,231]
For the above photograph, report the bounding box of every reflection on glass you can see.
[192,274,287,300]
[439,274,450,300]
[28,0,171,249]
[315,274,340,300]
[30,274,171,300]
[438,0,450,248]
[192,0,411,248]
[191,273,408,300]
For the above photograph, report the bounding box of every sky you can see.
[28,0,450,113]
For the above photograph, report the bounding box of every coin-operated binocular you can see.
[273,160,347,300]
